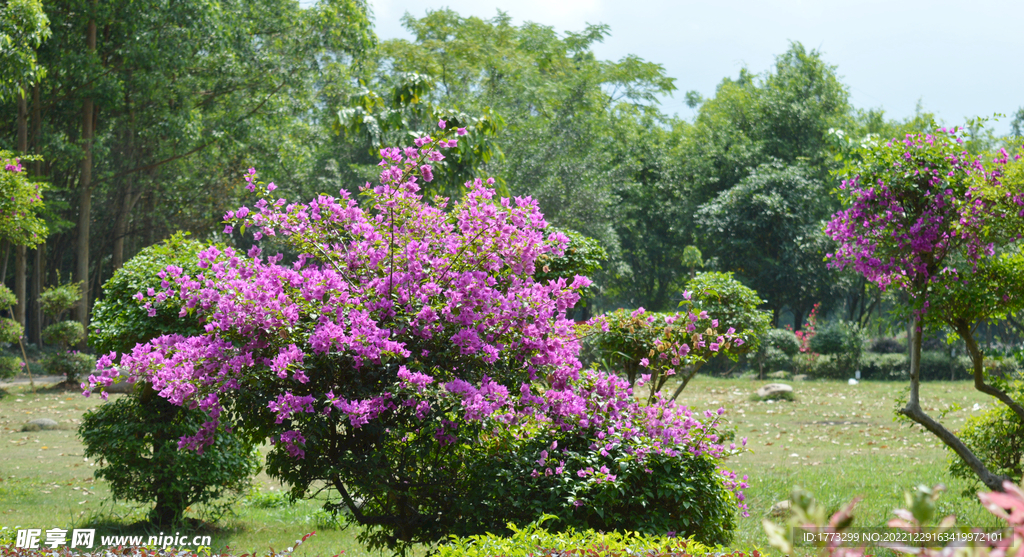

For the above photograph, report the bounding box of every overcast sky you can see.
[360,0,1023,135]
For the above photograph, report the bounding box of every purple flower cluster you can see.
[826,129,1023,310]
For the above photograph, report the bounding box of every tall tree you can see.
[6,0,375,340]
[682,43,852,325]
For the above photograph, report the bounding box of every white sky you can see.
[362,0,1023,135]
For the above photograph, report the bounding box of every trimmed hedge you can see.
[438,518,761,557]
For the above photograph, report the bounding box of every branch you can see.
[900,319,1008,492]
[955,320,1024,422]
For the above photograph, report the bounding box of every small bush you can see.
[750,389,795,402]
[950,383,1024,489]
[79,392,259,524]
[90,234,219,355]
[807,354,856,380]
[245,487,293,509]
[0,317,23,345]
[438,517,755,557]
[809,321,864,358]
[858,352,907,380]
[982,357,1022,380]
[42,350,95,383]
[765,328,800,357]
[0,356,20,379]
[869,337,904,354]
[41,320,85,347]
[762,346,793,373]
[919,351,969,381]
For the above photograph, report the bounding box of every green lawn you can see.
[0,376,1011,556]
[675,376,1007,551]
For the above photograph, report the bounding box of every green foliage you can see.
[0,151,47,247]
[90,234,209,355]
[809,321,864,358]
[41,350,94,384]
[695,162,838,321]
[0,317,24,345]
[0,356,20,379]
[858,352,908,380]
[0,283,15,310]
[685,272,771,354]
[534,227,607,309]
[84,234,258,525]
[765,328,800,357]
[79,392,259,525]
[950,382,1024,489]
[37,278,85,382]
[451,425,739,547]
[37,280,80,320]
[41,319,84,347]
[682,245,704,273]
[761,347,793,373]
[868,337,904,354]
[919,351,969,381]
[0,284,24,376]
[806,354,854,380]
[0,0,50,101]
[438,516,753,557]
[244,487,294,510]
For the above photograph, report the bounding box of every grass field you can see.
[0,376,1011,556]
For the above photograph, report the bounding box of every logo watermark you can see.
[12,528,211,550]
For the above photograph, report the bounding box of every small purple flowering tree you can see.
[88,124,747,552]
[826,127,1024,490]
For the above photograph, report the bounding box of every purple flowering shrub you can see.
[86,124,747,553]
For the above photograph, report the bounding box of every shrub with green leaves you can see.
[43,350,94,382]
[868,337,904,354]
[858,352,907,380]
[806,353,852,380]
[90,233,209,355]
[919,350,968,381]
[809,320,864,358]
[80,390,259,524]
[37,279,89,382]
[533,227,607,316]
[0,284,25,379]
[82,233,258,525]
[438,516,757,557]
[41,319,84,347]
[685,272,771,354]
[0,356,20,380]
[452,423,741,547]
[950,381,1024,490]
[755,328,800,376]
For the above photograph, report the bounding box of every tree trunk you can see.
[32,84,41,176]
[76,15,97,337]
[17,93,27,156]
[15,92,28,327]
[1,240,8,284]
[29,245,44,345]
[14,246,26,327]
[899,316,1008,491]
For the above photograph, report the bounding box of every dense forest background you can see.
[3,0,1023,353]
